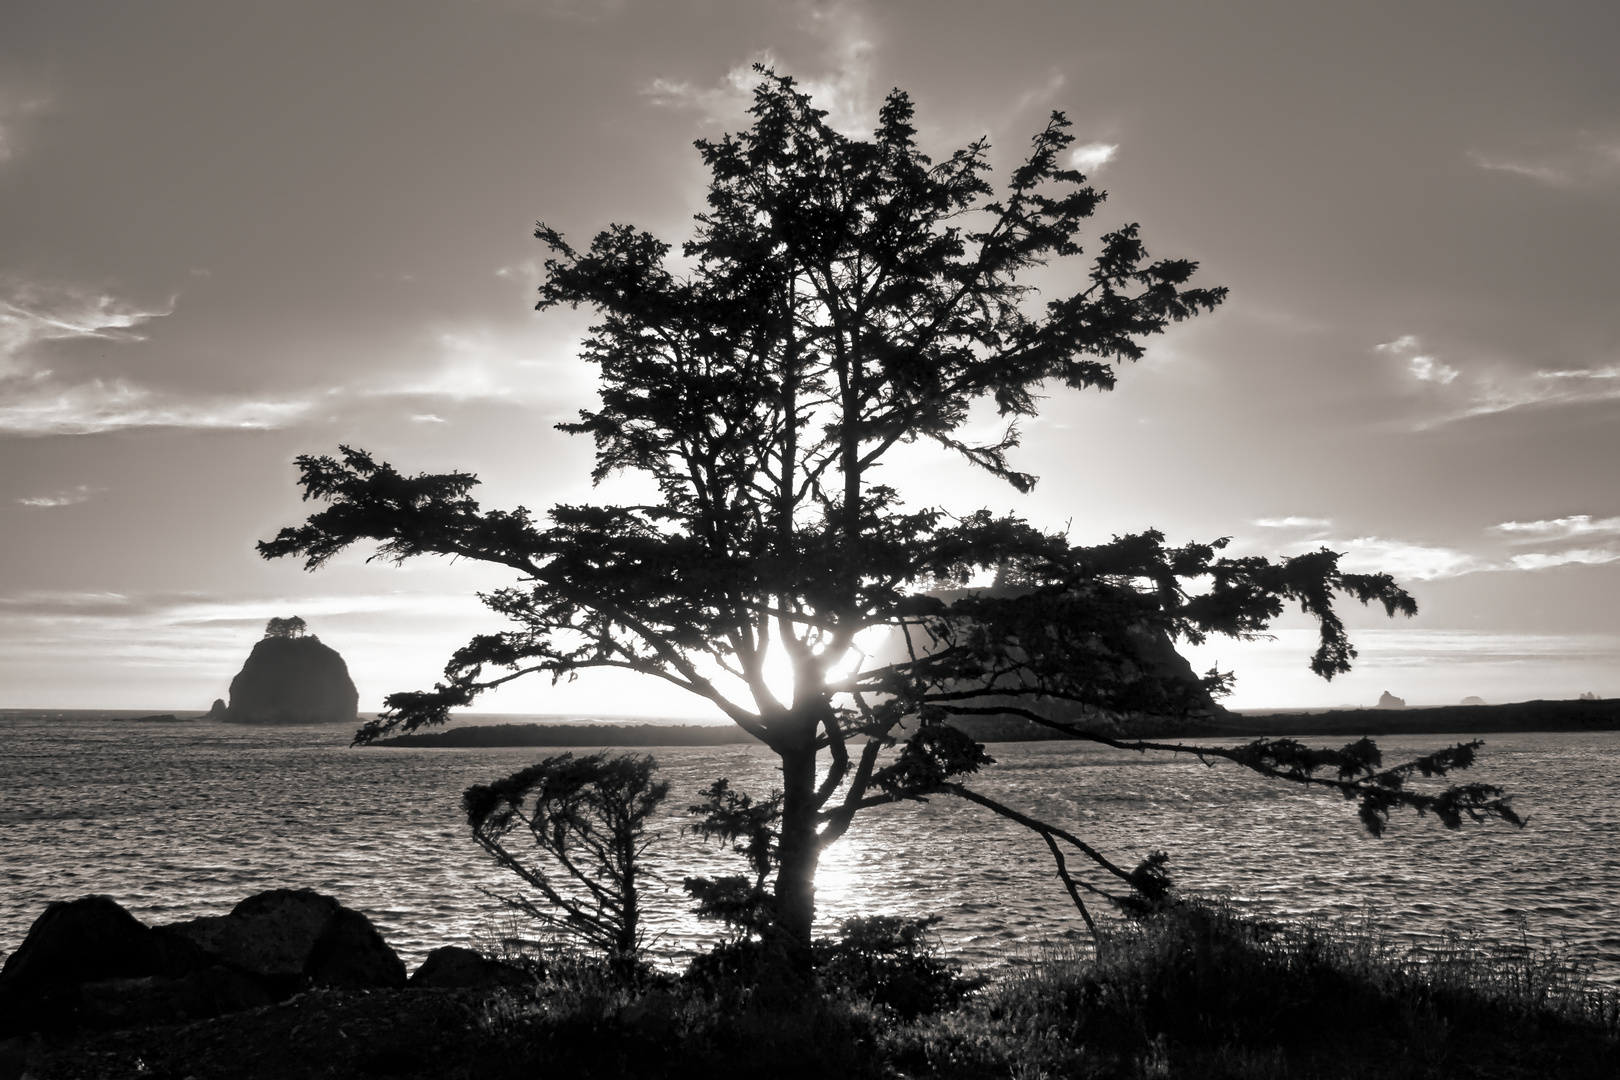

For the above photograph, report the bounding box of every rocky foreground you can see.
[0,890,527,1080]
[5,890,1618,1080]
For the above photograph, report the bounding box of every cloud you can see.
[1252,516,1331,529]
[1376,332,1620,426]
[1068,142,1118,174]
[0,378,313,436]
[1509,547,1620,571]
[0,91,48,164]
[1469,133,1620,189]
[1334,536,1482,581]
[0,587,484,624]
[1375,335,1460,386]
[643,7,876,137]
[1443,365,1620,422]
[1492,515,1620,542]
[1249,515,1620,581]
[0,283,171,377]
[16,484,100,508]
[0,281,324,436]
[367,320,596,411]
[1490,516,1620,572]
[1408,355,1458,384]
[643,64,763,125]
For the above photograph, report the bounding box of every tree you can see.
[463,752,670,966]
[261,69,1520,954]
[263,615,307,639]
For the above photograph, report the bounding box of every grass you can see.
[887,902,1619,1078]
[462,901,1619,1079]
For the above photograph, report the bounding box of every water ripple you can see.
[1,715,1616,982]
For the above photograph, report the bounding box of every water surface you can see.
[3,712,1615,982]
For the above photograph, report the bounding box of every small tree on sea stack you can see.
[261,69,1521,955]
[263,616,307,639]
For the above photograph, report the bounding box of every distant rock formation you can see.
[1375,691,1406,709]
[1460,696,1487,706]
[205,698,227,719]
[224,618,358,725]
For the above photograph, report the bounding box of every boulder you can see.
[163,888,404,995]
[409,946,529,990]
[225,635,358,724]
[165,889,341,983]
[0,896,213,1038]
[306,908,407,990]
[0,896,207,991]
[0,890,404,1039]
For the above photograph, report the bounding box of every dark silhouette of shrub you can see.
[463,752,669,972]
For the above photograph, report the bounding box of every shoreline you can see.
[367,698,1620,747]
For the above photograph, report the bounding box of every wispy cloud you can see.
[0,90,48,164]
[1252,516,1331,529]
[1243,521,1484,581]
[369,321,595,408]
[0,283,170,377]
[1376,334,1459,386]
[0,378,313,436]
[1407,355,1459,384]
[1450,365,1620,421]
[0,281,323,436]
[643,7,876,137]
[1492,514,1620,542]
[1376,332,1620,425]
[16,484,100,508]
[1068,142,1118,174]
[1469,132,1620,189]
[0,588,484,624]
[1335,536,1482,581]
[1489,515,1620,572]
[1509,547,1620,571]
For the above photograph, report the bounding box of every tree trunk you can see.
[773,737,821,953]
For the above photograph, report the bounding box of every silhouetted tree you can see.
[682,777,783,941]
[263,616,307,639]
[463,752,669,966]
[262,69,1520,954]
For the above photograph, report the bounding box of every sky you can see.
[1,0,1617,716]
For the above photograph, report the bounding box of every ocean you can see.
[3,711,1617,983]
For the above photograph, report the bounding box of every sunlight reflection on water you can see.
[2,713,1617,983]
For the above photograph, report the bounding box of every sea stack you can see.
[224,617,359,724]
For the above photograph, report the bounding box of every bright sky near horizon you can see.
[2,0,1617,715]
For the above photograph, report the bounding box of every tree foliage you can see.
[463,752,670,963]
[263,69,1519,951]
[263,616,307,639]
